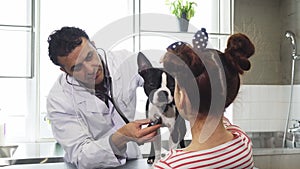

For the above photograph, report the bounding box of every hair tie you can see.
[192,28,208,51]
[166,28,208,52]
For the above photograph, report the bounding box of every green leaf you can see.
[166,0,197,20]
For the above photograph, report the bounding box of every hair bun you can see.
[224,33,255,74]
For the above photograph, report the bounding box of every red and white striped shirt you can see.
[153,124,254,169]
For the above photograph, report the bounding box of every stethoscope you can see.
[66,47,130,124]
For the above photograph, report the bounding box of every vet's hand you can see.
[113,119,161,146]
[128,119,161,145]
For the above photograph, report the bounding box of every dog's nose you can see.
[157,91,169,103]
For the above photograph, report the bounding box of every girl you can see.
[154,31,255,169]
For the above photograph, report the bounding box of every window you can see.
[138,0,233,52]
[0,0,36,143]
[0,0,34,77]
[0,0,233,142]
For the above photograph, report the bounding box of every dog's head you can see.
[137,52,175,108]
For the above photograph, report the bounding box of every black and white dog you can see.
[137,52,186,164]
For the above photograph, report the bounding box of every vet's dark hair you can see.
[162,33,255,114]
[47,26,90,66]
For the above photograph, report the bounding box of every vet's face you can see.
[140,69,175,106]
[58,38,104,88]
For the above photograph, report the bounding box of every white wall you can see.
[233,85,300,132]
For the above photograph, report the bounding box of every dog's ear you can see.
[137,52,153,73]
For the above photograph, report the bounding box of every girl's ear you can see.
[177,87,186,109]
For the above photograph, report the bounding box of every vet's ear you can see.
[137,52,153,73]
[90,41,96,48]
[60,67,66,73]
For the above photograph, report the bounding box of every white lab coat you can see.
[47,50,143,169]
[106,50,144,121]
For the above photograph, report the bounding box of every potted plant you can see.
[166,0,197,32]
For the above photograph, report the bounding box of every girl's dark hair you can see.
[162,33,255,115]
[47,26,90,66]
